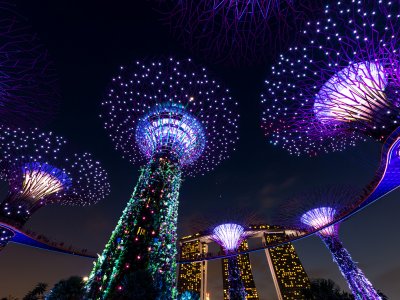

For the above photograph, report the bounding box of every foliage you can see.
[46,276,84,300]
[111,270,161,300]
[22,282,47,300]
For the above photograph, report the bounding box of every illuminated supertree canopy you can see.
[157,0,319,66]
[283,186,383,300]
[85,57,239,299]
[261,0,400,155]
[102,57,239,175]
[0,1,58,127]
[0,127,110,226]
[211,223,247,253]
[211,223,248,300]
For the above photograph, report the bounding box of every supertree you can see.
[157,0,319,66]
[0,127,110,248]
[0,1,58,127]
[85,58,239,299]
[260,0,400,155]
[211,223,249,300]
[282,186,382,300]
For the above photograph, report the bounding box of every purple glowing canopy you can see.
[101,57,239,176]
[157,0,318,66]
[290,189,383,300]
[0,1,58,127]
[300,207,337,237]
[136,102,206,166]
[261,1,400,155]
[0,127,110,211]
[211,223,247,252]
[204,0,293,20]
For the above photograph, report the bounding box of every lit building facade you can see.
[264,232,310,299]
[178,225,310,300]
[178,234,208,298]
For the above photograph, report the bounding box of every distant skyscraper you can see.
[222,241,259,300]
[264,232,310,300]
[178,237,208,297]
[177,225,310,300]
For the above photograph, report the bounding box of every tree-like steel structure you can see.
[0,127,110,248]
[261,1,400,155]
[157,0,318,66]
[85,58,239,299]
[211,223,248,300]
[283,186,382,300]
[0,1,58,127]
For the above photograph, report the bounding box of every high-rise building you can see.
[264,232,310,300]
[222,240,259,300]
[178,235,208,298]
[177,225,310,300]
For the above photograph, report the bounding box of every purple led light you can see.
[261,1,400,155]
[208,0,293,20]
[285,186,383,300]
[322,235,382,300]
[314,61,388,125]
[21,162,71,200]
[0,1,58,127]
[136,102,206,166]
[211,223,246,252]
[300,207,337,237]
[0,127,110,222]
[157,0,317,66]
[101,57,239,176]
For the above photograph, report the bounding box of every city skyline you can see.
[0,1,399,299]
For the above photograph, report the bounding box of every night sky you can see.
[1,1,400,299]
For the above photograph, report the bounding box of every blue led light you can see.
[136,102,206,166]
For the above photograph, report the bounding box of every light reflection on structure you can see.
[21,162,71,200]
[212,223,247,252]
[261,1,400,155]
[300,207,337,237]
[136,102,206,166]
[314,61,388,124]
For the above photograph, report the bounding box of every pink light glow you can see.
[212,223,246,252]
[314,62,387,124]
[22,170,65,200]
[300,207,337,236]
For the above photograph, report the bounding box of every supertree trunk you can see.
[321,235,382,300]
[227,256,247,300]
[85,156,181,300]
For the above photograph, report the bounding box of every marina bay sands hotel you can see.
[178,225,310,300]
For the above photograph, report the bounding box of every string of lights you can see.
[157,0,318,66]
[0,127,110,226]
[0,0,58,127]
[261,0,400,155]
[85,57,239,299]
